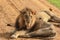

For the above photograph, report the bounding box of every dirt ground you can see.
[0,0,60,40]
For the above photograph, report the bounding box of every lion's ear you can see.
[20,8,26,13]
[32,11,36,15]
[20,10,25,14]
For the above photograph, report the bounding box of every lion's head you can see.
[19,8,36,30]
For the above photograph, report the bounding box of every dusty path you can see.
[0,0,60,40]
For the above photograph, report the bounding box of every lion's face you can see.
[20,8,36,29]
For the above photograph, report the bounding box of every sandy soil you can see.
[0,0,60,40]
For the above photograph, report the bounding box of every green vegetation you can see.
[48,0,60,9]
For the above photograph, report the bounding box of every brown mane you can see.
[16,8,36,30]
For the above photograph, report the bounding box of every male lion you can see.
[10,8,57,38]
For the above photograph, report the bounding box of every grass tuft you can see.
[48,0,60,9]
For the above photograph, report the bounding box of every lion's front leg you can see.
[10,30,27,38]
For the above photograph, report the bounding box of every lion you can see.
[10,8,57,38]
